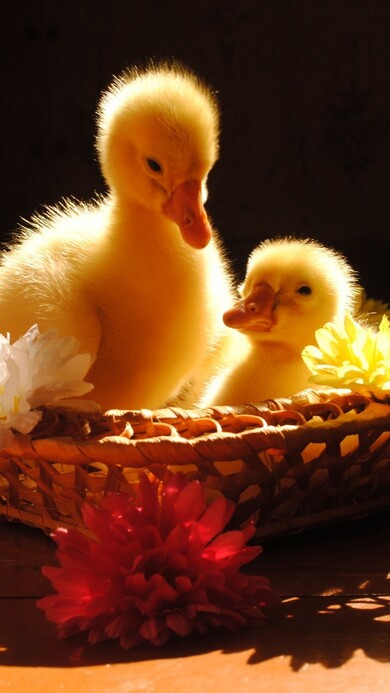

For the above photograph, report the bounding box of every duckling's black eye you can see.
[147,158,163,173]
[297,285,312,296]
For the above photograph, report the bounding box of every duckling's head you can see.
[96,62,220,248]
[224,238,360,352]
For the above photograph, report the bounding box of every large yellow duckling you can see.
[0,63,237,410]
[201,237,360,406]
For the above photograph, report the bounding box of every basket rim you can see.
[1,389,389,467]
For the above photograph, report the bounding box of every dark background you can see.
[1,0,389,300]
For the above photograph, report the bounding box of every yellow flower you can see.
[302,313,390,402]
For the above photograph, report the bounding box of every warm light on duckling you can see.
[201,237,360,406]
[96,63,219,249]
[0,62,236,411]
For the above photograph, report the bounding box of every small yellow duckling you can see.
[0,62,236,410]
[201,237,360,406]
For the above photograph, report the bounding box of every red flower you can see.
[38,474,279,648]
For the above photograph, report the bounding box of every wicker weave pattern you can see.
[0,389,389,539]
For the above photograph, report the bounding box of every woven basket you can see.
[0,388,389,540]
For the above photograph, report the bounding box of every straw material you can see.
[0,389,389,540]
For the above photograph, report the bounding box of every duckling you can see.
[201,238,360,406]
[0,62,236,410]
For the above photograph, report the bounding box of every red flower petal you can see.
[203,530,261,567]
[173,480,206,524]
[166,611,194,636]
[135,474,160,526]
[105,612,143,639]
[139,616,166,641]
[195,497,235,545]
[164,522,191,556]
[174,575,193,593]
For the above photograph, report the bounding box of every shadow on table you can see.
[247,591,390,670]
[0,581,389,671]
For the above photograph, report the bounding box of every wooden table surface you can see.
[1,510,389,693]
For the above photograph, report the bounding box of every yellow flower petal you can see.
[379,315,390,333]
[302,311,390,399]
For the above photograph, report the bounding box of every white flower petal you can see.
[0,325,95,438]
[48,353,94,386]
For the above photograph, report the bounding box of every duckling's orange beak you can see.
[163,180,212,249]
[223,283,276,332]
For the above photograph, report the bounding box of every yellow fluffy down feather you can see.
[0,63,239,411]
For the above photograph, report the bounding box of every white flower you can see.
[0,325,95,444]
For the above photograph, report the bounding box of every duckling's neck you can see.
[106,196,198,259]
[226,339,311,404]
[248,337,303,361]
[89,195,210,313]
